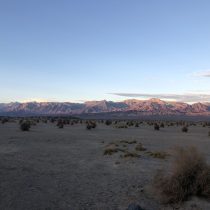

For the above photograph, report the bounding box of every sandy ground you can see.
[0,122,210,210]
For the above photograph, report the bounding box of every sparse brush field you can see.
[1,119,210,210]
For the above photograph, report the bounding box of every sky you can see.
[0,0,210,103]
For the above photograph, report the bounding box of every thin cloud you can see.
[193,70,210,77]
[110,93,210,103]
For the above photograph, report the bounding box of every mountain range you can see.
[1,98,210,117]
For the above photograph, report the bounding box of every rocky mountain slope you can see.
[0,98,210,116]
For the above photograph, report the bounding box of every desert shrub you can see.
[115,124,128,129]
[135,123,139,127]
[20,121,31,131]
[50,118,55,123]
[160,122,165,128]
[86,124,92,130]
[135,143,146,151]
[127,121,134,126]
[105,120,112,126]
[154,123,160,130]
[104,148,118,155]
[154,147,210,204]
[19,119,23,124]
[86,121,97,130]
[208,131,210,137]
[90,121,97,128]
[57,120,64,128]
[182,126,188,133]
[2,118,9,124]
[120,140,137,144]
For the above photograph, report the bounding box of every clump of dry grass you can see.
[135,143,146,151]
[154,147,210,204]
[120,140,137,144]
[103,144,126,155]
[148,151,168,159]
[123,151,140,158]
[104,147,118,155]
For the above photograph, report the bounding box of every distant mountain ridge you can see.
[1,98,210,116]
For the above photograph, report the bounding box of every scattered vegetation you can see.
[154,147,210,204]
[127,121,134,127]
[20,121,31,131]
[123,151,140,158]
[104,147,118,155]
[115,124,128,129]
[135,143,146,151]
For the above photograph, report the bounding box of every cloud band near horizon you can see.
[111,93,210,103]
[193,70,210,77]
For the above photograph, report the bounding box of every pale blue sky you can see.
[0,0,210,103]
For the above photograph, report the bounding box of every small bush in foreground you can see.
[154,147,210,204]
[20,121,31,131]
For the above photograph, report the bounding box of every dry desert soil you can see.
[1,121,210,210]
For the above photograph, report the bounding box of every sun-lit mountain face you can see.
[1,98,210,116]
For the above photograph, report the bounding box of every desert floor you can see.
[1,122,210,210]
